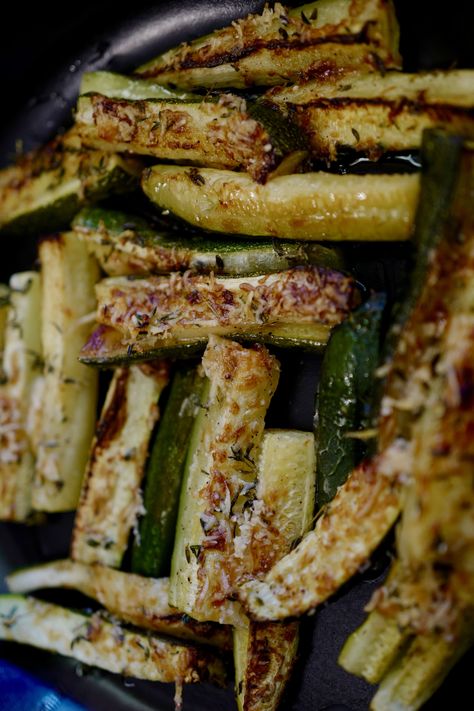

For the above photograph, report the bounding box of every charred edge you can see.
[139,27,375,74]
[95,369,129,444]
[290,98,474,123]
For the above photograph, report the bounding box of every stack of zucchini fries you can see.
[0,1,473,709]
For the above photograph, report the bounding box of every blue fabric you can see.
[0,660,86,711]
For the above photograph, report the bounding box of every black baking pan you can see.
[0,2,472,709]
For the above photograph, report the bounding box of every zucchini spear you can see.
[71,361,170,567]
[169,336,280,627]
[0,594,227,687]
[0,273,42,521]
[80,266,359,366]
[135,0,401,89]
[75,93,306,183]
[6,559,232,650]
[0,133,142,236]
[233,430,315,711]
[73,206,344,277]
[267,69,474,161]
[32,233,99,512]
[141,165,419,241]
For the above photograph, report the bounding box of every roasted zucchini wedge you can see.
[75,93,305,183]
[169,336,280,627]
[0,595,227,686]
[239,130,474,621]
[32,233,99,512]
[371,619,474,711]
[6,559,231,650]
[71,361,170,567]
[73,206,344,277]
[136,0,401,89]
[79,266,358,366]
[80,322,334,366]
[0,134,142,236]
[141,165,420,241]
[0,273,42,521]
[267,69,474,161]
[315,292,385,507]
[132,363,206,578]
[233,429,315,711]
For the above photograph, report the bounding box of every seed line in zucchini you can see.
[141,165,419,241]
[32,233,99,513]
[0,133,142,236]
[238,129,474,621]
[0,594,227,687]
[71,361,170,567]
[169,336,280,627]
[135,0,401,89]
[315,292,385,508]
[75,92,306,183]
[0,273,42,521]
[6,559,232,650]
[73,206,345,277]
[79,266,359,367]
[266,69,474,161]
[132,363,206,578]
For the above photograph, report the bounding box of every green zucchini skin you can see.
[73,206,345,276]
[132,364,206,578]
[315,292,385,508]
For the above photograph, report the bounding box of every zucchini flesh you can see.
[141,165,419,241]
[73,206,345,277]
[75,93,305,183]
[32,234,99,512]
[6,559,232,650]
[80,70,194,101]
[371,621,474,711]
[233,430,315,711]
[71,362,170,567]
[0,283,8,361]
[266,69,474,161]
[169,336,280,626]
[0,134,142,236]
[135,0,401,88]
[0,594,227,686]
[0,273,42,521]
[132,364,206,578]
[315,292,385,507]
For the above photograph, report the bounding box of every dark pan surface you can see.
[0,2,472,709]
